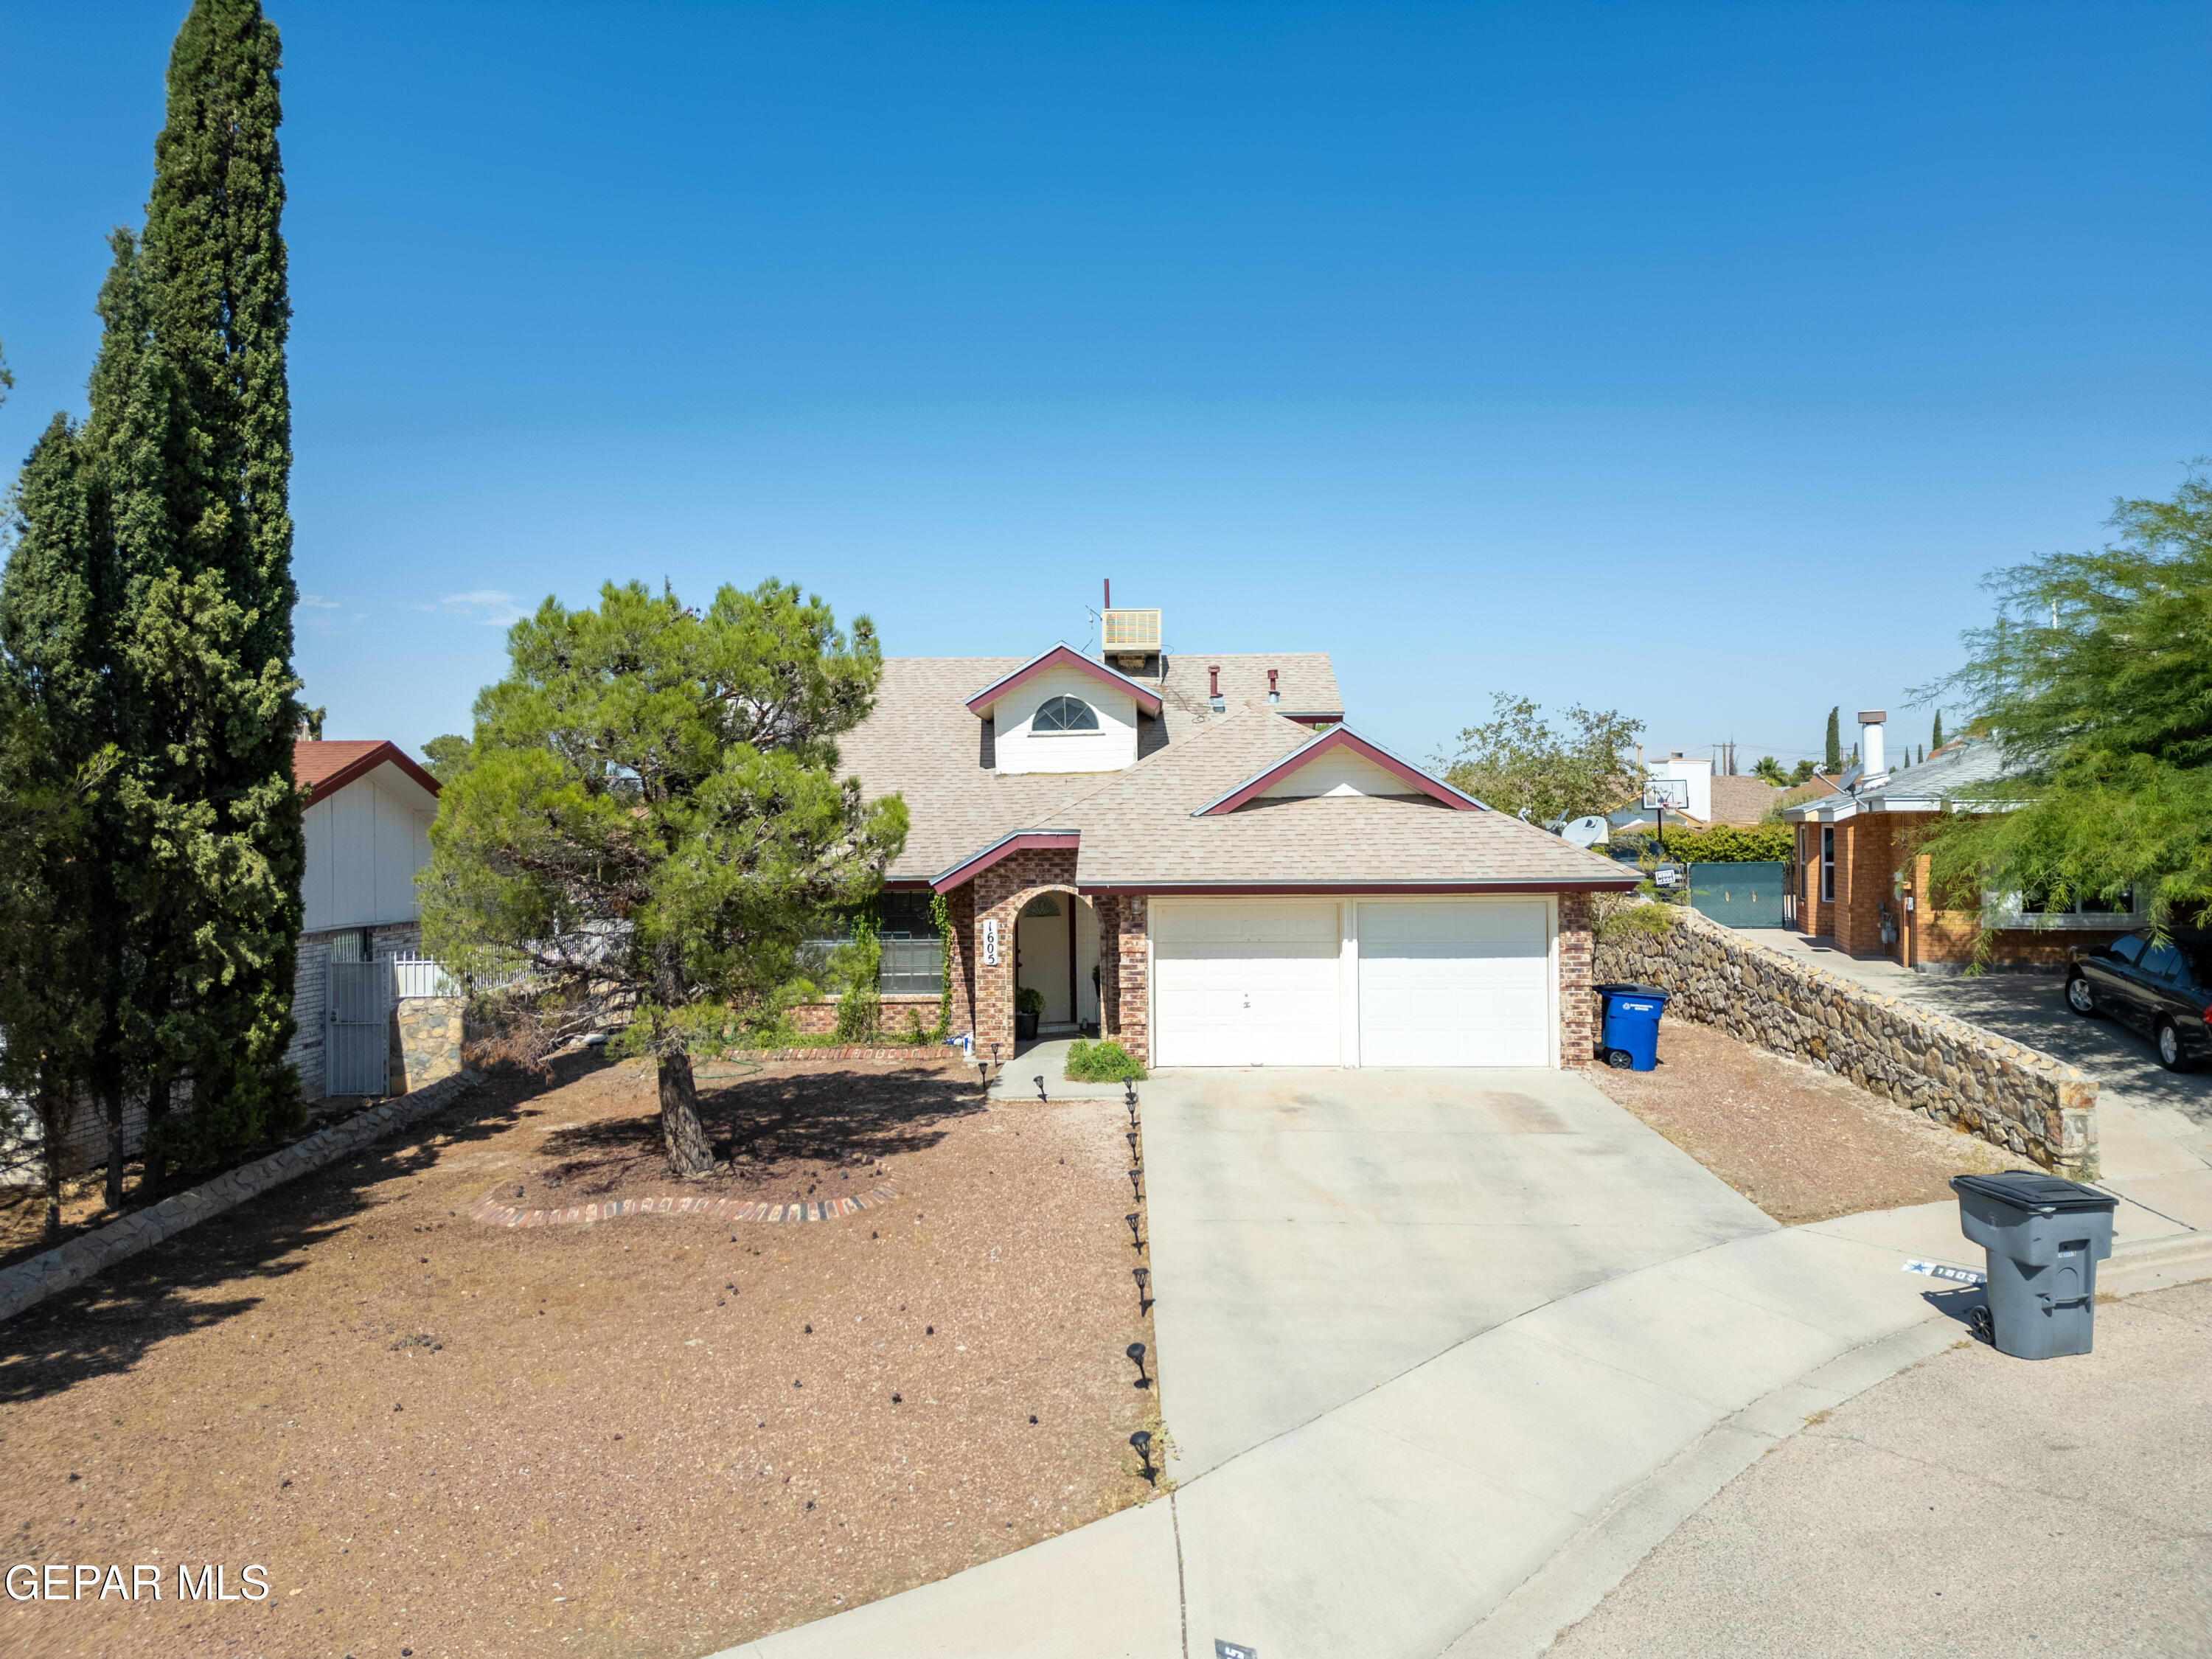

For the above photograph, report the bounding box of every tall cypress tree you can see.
[122,0,305,1168]
[1932,709,1945,751]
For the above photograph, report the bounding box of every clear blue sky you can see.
[3,1,2207,771]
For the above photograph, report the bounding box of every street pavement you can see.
[1547,1276,2212,1658]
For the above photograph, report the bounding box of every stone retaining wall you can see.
[0,1068,481,1326]
[1594,901,2098,1178]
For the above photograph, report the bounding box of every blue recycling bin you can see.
[1596,982,1669,1071]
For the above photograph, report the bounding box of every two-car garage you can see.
[1149,896,1555,1068]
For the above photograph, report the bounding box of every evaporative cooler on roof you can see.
[1102,608,1162,672]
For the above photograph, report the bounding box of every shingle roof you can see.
[1708,775,1782,824]
[1059,708,1635,888]
[839,653,1343,880]
[1782,735,2017,821]
[293,740,439,802]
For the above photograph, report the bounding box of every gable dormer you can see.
[966,644,1164,776]
[1192,725,1485,815]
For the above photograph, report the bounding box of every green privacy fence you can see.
[1688,860,1790,928]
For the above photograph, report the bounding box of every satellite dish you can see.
[1563,815,1607,848]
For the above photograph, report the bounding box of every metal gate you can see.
[327,952,392,1096]
[1688,861,1789,929]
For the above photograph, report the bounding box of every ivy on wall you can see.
[928,891,953,1039]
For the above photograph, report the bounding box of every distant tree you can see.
[422,733,470,781]
[420,580,907,1176]
[1750,755,1789,786]
[1931,709,1946,751]
[0,337,11,405]
[1823,706,1842,772]
[1919,468,2212,933]
[1788,759,1817,785]
[1437,694,1644,824]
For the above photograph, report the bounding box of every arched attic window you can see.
[1033,695,1100,733]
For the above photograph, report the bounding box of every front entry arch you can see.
[1014,889,1101,1034]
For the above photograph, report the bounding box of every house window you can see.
[2021,886,2135,916]
[813,893,945,997]
[1033,695,1099,734]
[1820,827,1834,902]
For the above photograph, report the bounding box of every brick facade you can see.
[1558,891,1595,1062]
[1796,821,2131,972]
[966,847,1084,1060]
[1106,894,1150,1062]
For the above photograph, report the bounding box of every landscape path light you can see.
[1133,1265,1151,1314]
[1034,1075,1048,1104]
[1127,1340,1151,1389]
[1127,1167,1144,1200]
[1126,1211,1144,1251]
[1130,1430,1156,1486]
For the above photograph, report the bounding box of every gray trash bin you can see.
[1950,1172,2117,1360]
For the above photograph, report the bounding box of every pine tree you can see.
[1823,706,1841,772]
[1932,710,1945,751]
[120,0,305,1169]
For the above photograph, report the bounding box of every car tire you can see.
[2065,973,2100,1018]
[2155,1018,2193,1072]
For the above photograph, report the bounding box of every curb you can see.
[470,1180,901,1229]
[0,1068,483,1325]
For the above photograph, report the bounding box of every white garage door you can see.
[1153,900,1341,1067]
[1357,900,1551,1067]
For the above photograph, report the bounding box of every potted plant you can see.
[1015,986,1044,1040]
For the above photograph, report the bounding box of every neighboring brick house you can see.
[1707,774,1784,825]
[832,619,1638,1068]
[1783,714,2143,970]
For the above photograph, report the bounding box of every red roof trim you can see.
[963,646,1164,717]
[1194,726,1482,816]
[294,739,442,804]
[929,830,1082,893]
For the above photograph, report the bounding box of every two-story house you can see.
[832,609,1638,1069]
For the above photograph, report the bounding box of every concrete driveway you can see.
[733,1065,2117,1659]
[1139,1067,1775,1478]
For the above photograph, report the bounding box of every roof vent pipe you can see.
[1267,669,1279,703]
[1208,664,1223,713]
[1858,710,1886,776]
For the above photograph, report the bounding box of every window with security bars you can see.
[809,894,945,995]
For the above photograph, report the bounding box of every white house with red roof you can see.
[287,739,442,1099]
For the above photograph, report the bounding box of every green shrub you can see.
[1015,986,1046,1017]
[1065,1039,1147,1082]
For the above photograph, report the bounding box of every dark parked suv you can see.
[2065,928,2212,1071]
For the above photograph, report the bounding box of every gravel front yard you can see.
[0,1054,1158,1658]
[1586,1020,2029,1224]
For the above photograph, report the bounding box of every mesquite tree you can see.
[420,580,908,1175]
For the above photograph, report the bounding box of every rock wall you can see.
[1593,900,2098,1178]
[395,996,465,1093]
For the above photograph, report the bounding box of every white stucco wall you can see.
[302,762,438,931]
[1259,747,1409,799]
[990,664,1140,775]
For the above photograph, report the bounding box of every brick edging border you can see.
[470,1178,902,1230]
[723,1047,964,1065]
[0,1069,484,1326]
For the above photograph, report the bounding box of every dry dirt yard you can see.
[0,1054,1160,1658]
[1585,1020,2031,1224]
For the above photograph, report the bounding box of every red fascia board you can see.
[1084,880,1639,896]
[930,831,1082,893]
[298,740,441,804]
[1196,726,1479,816]
[964,647,1163,717]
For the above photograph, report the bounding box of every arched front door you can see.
[1015,891,1101,1033]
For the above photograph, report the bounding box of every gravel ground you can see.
[0,1053,1158,1658]
[1585,1022,2027,1224]
[1549,1278,2212,1658]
